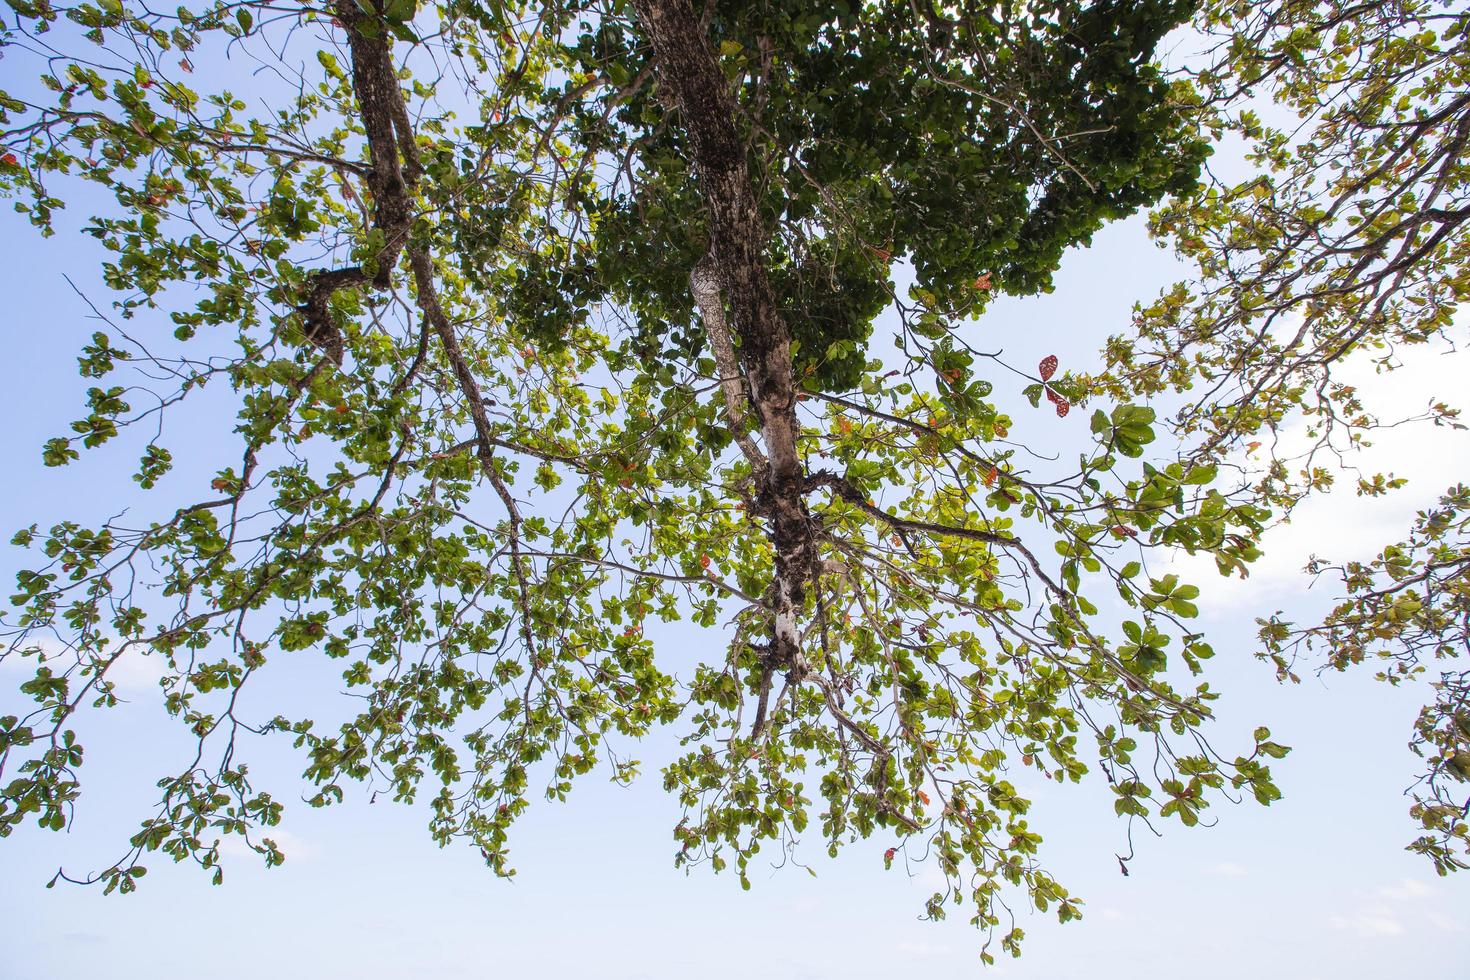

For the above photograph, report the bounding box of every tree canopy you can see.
[0,0,1466,959]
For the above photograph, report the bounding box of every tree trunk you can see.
[633,0,816,679]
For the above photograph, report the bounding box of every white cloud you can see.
[103,647,168,693]
[895,940,954,958]
[1427,911,1465,934]
[0,635,166,694]
[215,827,318,862]
[1166,342,1470,613]
[1377,878,1433,902]
[0,635,64,671]
[1207,861,1248,878]
[1329,907,1406,938]
[1326,875,1463,939]
[786,896,823,915]
[915,861,949,892]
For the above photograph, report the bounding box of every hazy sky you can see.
[2,40,1469,980]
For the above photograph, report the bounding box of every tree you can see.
[1094,0,1470,874]
[0,0,1460,959]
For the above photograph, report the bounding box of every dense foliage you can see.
[0,0,1465,958]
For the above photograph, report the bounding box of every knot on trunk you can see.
[690,253,725,305]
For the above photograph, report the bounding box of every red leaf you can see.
[1055,399,1070,418]
[0,153,17,167]
[1045,387,1063,405]
[884,847,897,863]
[983,466,998,488]
[1039,354,1058,381]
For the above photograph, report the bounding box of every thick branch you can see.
[690,256,767,473]
[297,0,420,364]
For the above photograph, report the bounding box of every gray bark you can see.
[633,0,818,679]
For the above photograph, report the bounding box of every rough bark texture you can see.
[689,257,766,473]
[634,0,817,677]
[298,0,418,363]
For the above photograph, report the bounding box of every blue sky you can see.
[2,50,1469,980]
